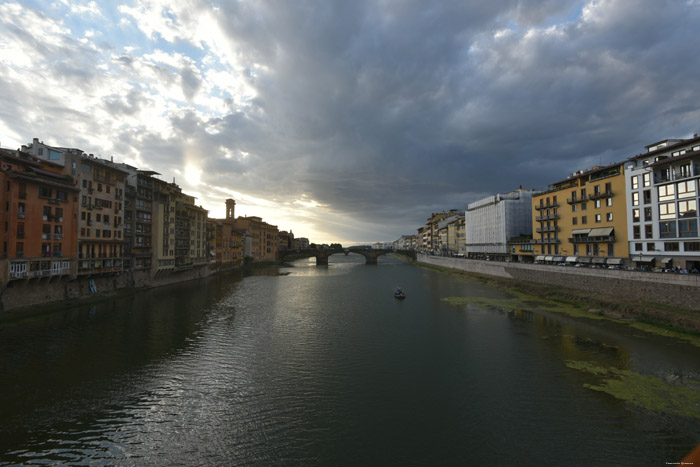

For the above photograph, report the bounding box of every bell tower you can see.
[226,199,236,220]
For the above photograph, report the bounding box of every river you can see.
[1,253,699,466]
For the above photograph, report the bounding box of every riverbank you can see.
[413,258,700,347]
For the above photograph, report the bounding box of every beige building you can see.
[234,216,278,261]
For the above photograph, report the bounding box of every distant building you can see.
[211,199,243,267]
[294,237,310,250]
[466,189,533,260]
[234,216,278,261]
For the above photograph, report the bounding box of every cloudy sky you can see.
[1,0,699,244]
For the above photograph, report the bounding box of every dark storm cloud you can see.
[3,0,700,242]
[192,0,700,239]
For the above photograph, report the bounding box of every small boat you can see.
[394,288,406,299]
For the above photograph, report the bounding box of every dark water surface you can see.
[1,254,700,466]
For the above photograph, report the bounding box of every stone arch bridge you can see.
[279,248,415,265]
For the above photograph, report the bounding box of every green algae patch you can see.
[441,290,626,323]
[629,322,700,348]
[566,360,700,419]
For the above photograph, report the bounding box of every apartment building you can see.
[0,148,80,285]
[625,135,700,270]
[466,189,533,260]
[172,189,208,268]
[234,216,278,261]
[211,199,243,266]
[532,163,629,265]
[436,212,465,256]
[22,139,128,274]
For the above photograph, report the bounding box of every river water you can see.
[1,254,699,466]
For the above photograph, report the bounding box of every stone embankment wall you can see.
[0,265,221,312]
[418,255,700,311]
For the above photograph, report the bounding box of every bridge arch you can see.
[278,248,407,265]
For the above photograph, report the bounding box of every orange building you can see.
[0,148,80,286]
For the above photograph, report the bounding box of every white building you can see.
[465,189,534,259]
[625,135,700,270]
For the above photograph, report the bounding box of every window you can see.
[644,207,652,222]
[56,191,67,201]
[678,180,696,198]
[581,202,587,211]
[678,199,697,218]
[606,198,613,207]
[632,192,639,206]
[606,212,613,221]
[43,206,51,221]
[572,217,578,225]
[645,224,653,238]
[635,243,643,251]
[659,202,676,220]
[643,190,651,204]
[659,221,677,238]
[684,242,700,252]
[594,185,601,196]
[581,216,587,224]
[647,243,656,251]
[679,163,692,178]
[594,200,601,208]
[605,182,612,194]
[664,242,680,252]
[633,225,641,239]
[633,209,640,222]
[631,176,639,189]
[595,214,601,223]
[679,219,698,238]
[658,184,675,201]
[39,187,52,198]
[643,173,651,187]
[572,204,577,212]
[607,244,614,256]
[581,189,586,199]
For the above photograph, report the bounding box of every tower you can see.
[226,199,236,220]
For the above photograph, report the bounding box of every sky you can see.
[1,0,700,245]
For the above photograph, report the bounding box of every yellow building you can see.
[532,162,629,265]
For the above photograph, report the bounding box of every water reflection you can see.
[1,256,699,466]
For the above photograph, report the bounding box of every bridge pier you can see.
[316,255,329,266]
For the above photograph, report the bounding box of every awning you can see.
[544,256,553,262]
[661,257,673,264]
[592,257,607,264]
[535,255,545,261]
[579,257,592,263]
[552,256,565,262]
[588,227,614,237]
[571,229,592,235]
[607,258,623,265]
[565,256,579,263]
[636,256,655,263]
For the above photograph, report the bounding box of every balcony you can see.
[53,251,63,257]
[566,197,585,204]
[48,198,60,205]
[18,212,26,219]
[588,191,614,200]
[54,233,64,240]
[532,238,560,244]
[535,213,560,221]
[536,226,559,233]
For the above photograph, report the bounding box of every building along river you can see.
[1,253,700,466]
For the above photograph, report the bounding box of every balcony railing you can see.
[535,214,560,221]
[54,234,64,240]
[588,191,614,200]
[532,238,560,244]
[18,212,26,219]
[536,226,559,233]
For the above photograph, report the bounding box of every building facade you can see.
[466,189,533,260]
[0,148,80,285]
[532,163,629,265]
[625,135,700,270]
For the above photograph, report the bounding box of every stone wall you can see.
[418,255,700,311]
[0,265,220,312]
